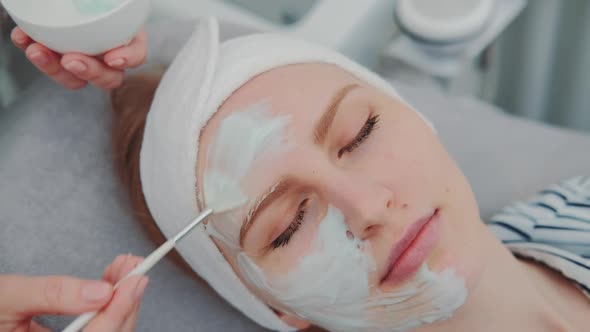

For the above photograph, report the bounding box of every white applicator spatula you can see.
[61,208,213,332]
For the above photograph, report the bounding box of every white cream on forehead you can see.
[203,101,291,247]
[202,102,467,332]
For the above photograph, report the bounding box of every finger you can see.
[0,275,113,316]
[84,276,148,332]
[103,28,147,69]
[113,254,133,283]
[101,262,114,282]
[115,256,144,283]
[120,300,141,332]
[105,254,131,284]
[29,321,52,332]
[102,255,129,284]
[103,255,143,284]
[11,27,33,51]
[61,54,124,90]
[25,44,87,90]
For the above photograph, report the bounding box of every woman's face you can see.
[196,63,487,330]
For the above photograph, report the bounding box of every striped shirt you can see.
[486,176,590,299]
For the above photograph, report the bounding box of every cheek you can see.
[256,208,321,278]
[261,235,315,278]
[426,215,489,297]
[384,113,451,186]
[353,108,440,182]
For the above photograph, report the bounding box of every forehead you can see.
[218,63,360,121]
[196,63,362,192]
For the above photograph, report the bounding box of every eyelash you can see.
[268,113,380,250]
[270,199,309,249]
[338,114,380,158]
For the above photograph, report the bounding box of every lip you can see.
[380,208,442,286]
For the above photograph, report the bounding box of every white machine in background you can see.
[151,0,397,70]
[0,0,527,105]
[385,0,527,96]
[152,0,526,99]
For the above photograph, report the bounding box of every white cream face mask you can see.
[202,102,468,332]
[203,101,292,248]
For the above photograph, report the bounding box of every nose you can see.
[322,172,395,240]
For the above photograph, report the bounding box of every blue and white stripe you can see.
[486,176,590,298]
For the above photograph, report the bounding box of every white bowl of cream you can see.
[1,0,151,55]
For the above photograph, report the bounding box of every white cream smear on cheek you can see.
[238,207,467,332]
[203,102,468,332]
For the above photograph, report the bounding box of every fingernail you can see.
[15,36,26,45]
[134,277,149,300]
[82,281,112,302]
[64,60,87,73]
[107,58,125,67]
[29,51,48,66]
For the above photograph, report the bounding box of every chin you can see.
[424,212,489,294]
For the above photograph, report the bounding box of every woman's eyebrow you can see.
[239,178,294,246]
[313,83,359,145]
[237,84,358,246]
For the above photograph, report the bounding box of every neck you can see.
[417,220,587,332]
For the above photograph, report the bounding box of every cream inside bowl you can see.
[1,0,151,55]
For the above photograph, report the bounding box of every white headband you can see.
[140,17,432,331]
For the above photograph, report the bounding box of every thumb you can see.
[0,275,113,316]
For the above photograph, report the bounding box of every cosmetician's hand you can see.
[10,27,147,90]
[0,255,148,332]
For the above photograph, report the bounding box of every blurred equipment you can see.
[384,0,526,95]
[152,0,397,69]
[395,0,495,55]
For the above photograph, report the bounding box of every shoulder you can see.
[487,175,590,245]
[486,176,590,298]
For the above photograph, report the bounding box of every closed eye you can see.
[264,113,379,250]
[269,198,309,250]
[338,113,380,158]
